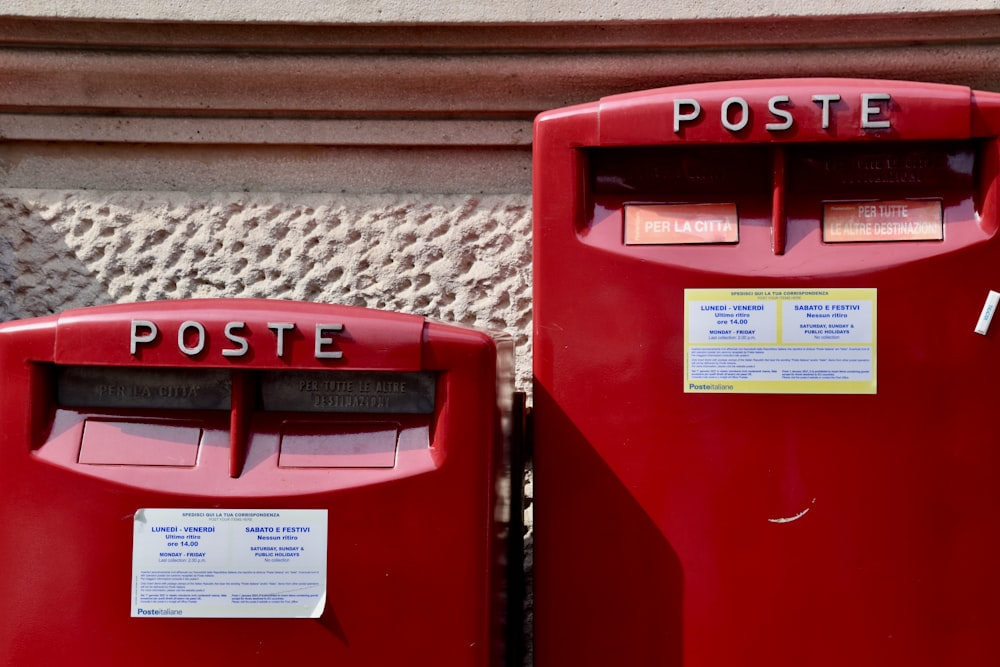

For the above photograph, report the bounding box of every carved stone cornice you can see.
[1,12,998,191]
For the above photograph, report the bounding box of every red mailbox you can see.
[533,79,1000,666]
[0,299,515,666]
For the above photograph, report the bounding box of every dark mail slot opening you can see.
[57,366,231,411]
[53,366,227,467]
[786,140,975,198]
[588,146,772,246]
[586,139,983,252]
[48,365,437,473]
[259,370,436,414]
[789,140,976,244]
[55,366,436,415]
[588,146,771,227]
[589,145,772,198]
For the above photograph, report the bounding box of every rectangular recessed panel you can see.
[278,422,399,468]
[79,419,201,466]
[261,371,435,414]
[57,366,231,411]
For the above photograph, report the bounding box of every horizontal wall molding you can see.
[0,116,532,146]
[0,143,532,193]
[4,14,1000,125]
[2,12,1000,192]
[5,14,1000,124]
[1,1,994,25]
[2,13,1000,52]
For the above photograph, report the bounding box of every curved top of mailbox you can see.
[535,78,1000,145]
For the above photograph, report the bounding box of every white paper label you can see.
[975,290,1000,335]
[131,508,327,618]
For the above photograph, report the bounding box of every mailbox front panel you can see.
[0,299,514,667]
[533,79,1000,666]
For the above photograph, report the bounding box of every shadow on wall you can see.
[0,189,534,394]
[0,193,113,318]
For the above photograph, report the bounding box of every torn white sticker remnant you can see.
[975,290,1000,336]
[768,498,817,524]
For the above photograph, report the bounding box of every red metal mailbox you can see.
[0,299,515,666]
[533,78,1000,666]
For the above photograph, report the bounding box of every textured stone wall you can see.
[0,189,534,393]
[2,0,989,23]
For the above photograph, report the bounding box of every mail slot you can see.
[0,299,516,666]
[533,79,1000,666]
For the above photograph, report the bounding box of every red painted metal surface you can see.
[533,79,1000,666]
[0,299,515,667]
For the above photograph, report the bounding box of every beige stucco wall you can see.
[3,0,996,22]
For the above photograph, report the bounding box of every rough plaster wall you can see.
[0,190,534,394]
[4,0,994,22]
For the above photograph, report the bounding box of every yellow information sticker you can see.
[684,288,877,394]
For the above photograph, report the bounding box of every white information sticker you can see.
[131,508,327,618]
